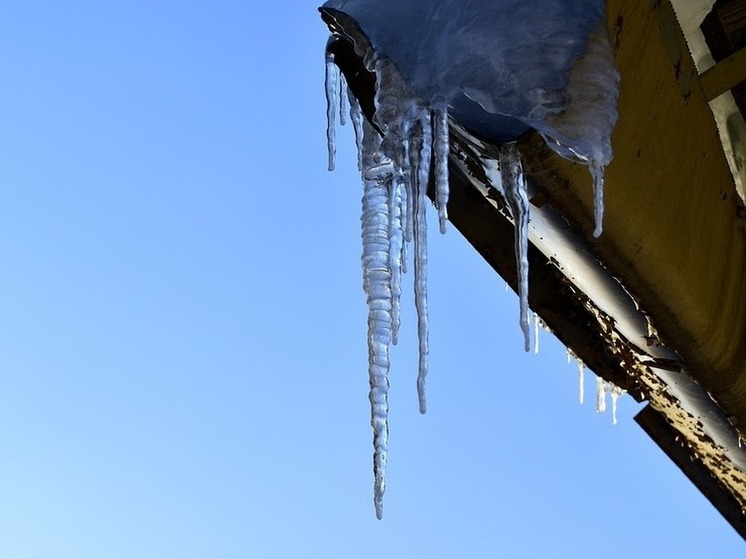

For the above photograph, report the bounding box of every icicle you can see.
[590,160,605,237]
[410,115,433,414]
[371,59,435,414]
[360,122,393,520]
[499,143,531,352]
[610,384,624,425]
[433,100,450,234]
[596,375,607,413]
[399,184,408,274]
[387,176,399,238]
[349,92,365,172]
[567,349,586,404]
[324,55,339,172]
[403,155,415,245]
[322,18,622,519]
[396,121,415,248]
[533,312,540,354]
[389,180,403,346]
[339,72,349,127]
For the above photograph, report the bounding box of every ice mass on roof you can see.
[322,0,620,518]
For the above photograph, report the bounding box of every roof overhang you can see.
[321,0,746,537]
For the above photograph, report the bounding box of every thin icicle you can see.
[596,375,607,413]
[590,161,605,238]
[360,122,394,521]
[610,384,624,425]
[349,91,365,171]
[399,184,408,275]
[325,56,339,172]
[389,180,403,346]
[578,360,585,404]
[339,72,349,127]
[397,123,415,248]
[403,154,415,245]
[433,100,450,234]
[533,312,540,354]
[411,115,433,414]
[499,143,531,352]
[387,176,398,237]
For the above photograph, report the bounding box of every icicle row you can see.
[499,143,532,352]
[570,350,628,423]
[328,56,456,517]
[326,52,621,518]
[324,55,339,172]
[569,348,628,422]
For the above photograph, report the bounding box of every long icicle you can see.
[339,71,349,127]
[389,179,403,346]
[360,122,393,520]
[400,184,409,275]
[348,90,364,171]
[500,143,532,352]
[433,100,450,234]
[324,54,339,172]
[411,114,432,414]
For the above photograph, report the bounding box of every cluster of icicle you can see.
[326,54,543,519]
[326,55,449,520]
[567,349,626,425]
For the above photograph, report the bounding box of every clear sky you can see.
[0,2,741,557]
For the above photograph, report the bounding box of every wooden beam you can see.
[700,47,746,101]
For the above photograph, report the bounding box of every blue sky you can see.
[0,2,741,557]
